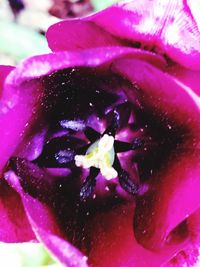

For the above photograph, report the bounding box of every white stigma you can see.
[75,134,118,180]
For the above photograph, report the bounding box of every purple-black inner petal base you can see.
[33,81,142,201]
[7,67,186,254]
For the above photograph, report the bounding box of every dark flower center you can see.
[33,98,143,201]
[8,67,187,253]
[21,68,146,202]
[9,67,183,203]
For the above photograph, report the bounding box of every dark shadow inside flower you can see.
[130,95,193,250]
[0,177,35,242]
[8,67,191,255]
[132,103,186,182]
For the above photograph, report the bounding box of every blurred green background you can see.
[0,0,120,65]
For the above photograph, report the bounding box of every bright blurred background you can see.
[0,0,120,65]
[0,0,119,266]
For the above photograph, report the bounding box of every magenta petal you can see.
[0,179,35,242]
[46,0,200,69]
[167,65,200,97]
[5,171,89,267]
[0,66,35,242]
[89,204,182,267]
[46,20,121,52]
[112,58,200,250]
[88,0,200,70]
[7,47,165,85]
[112,58,200,129]
[134,150,200,251]
[0,78,43,174]
[0,66,14,92]
[36,230,88,267]
[0,63,44,175]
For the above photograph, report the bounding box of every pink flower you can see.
[1,0,200,266]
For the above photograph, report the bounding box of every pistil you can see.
[75,134,117,180]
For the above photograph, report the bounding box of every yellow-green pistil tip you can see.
[75,134,117,180]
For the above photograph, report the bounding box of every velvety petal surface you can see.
[0,65,35,243]
[5,170,88,267]
[7,47,165,85]
[0,78,43,174]
[166,65,200,97]
[89,203,193,267]
[0,47,163,176]
[46,21,121,52]
[47,0,200,70]
[112,58,200,130]
[112,58,200,253]
[90,0,200,70]
[0,179,35,242]
[0,66,14,94]
[5,165,183,267]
